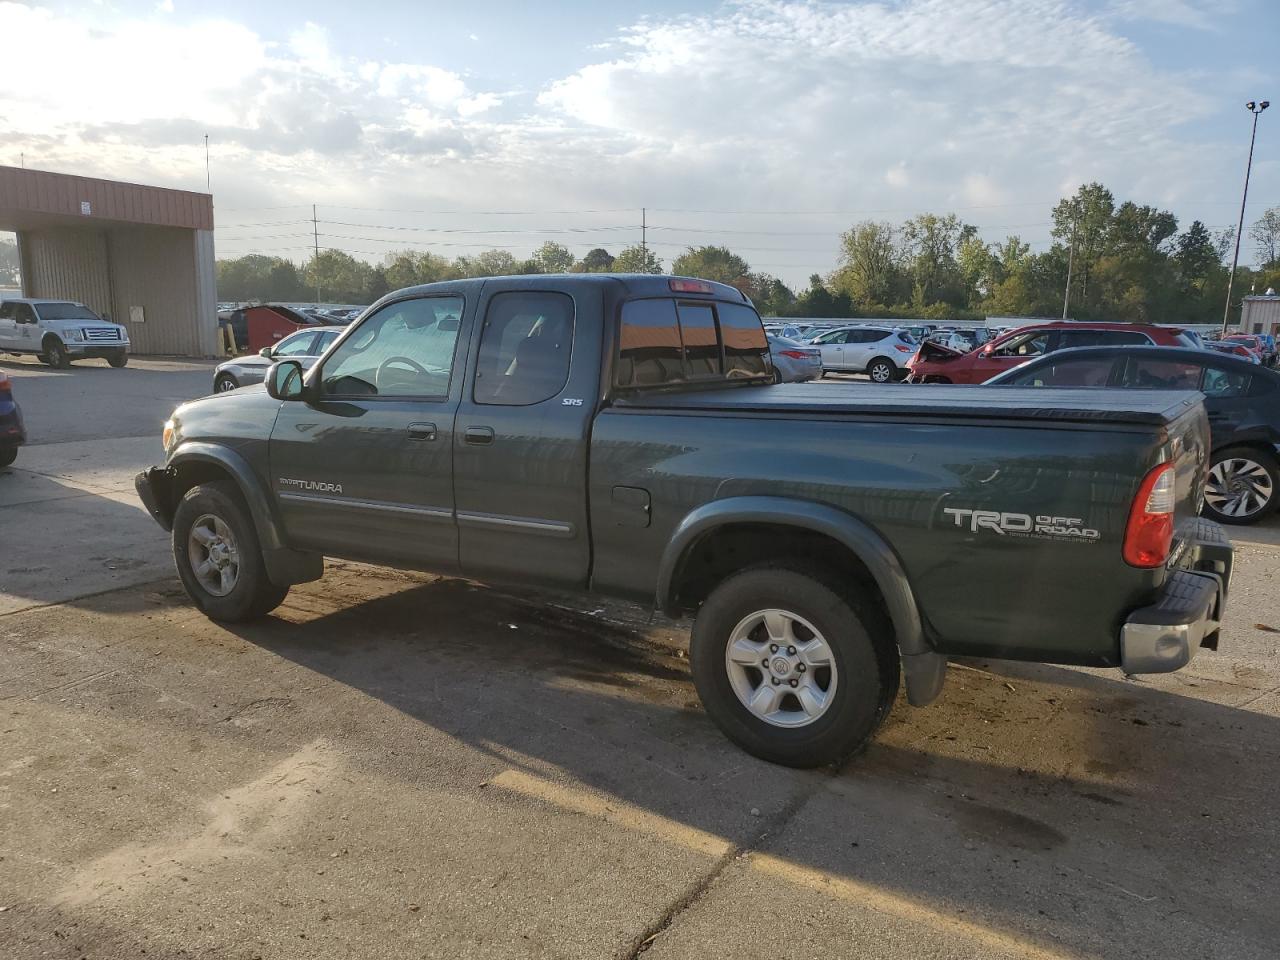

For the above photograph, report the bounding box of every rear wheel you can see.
[214,373,239,393]
[690,567,898,767]
[172,481,289,621]
[1203,447,1278,525]
[0,447,16,468]
[867,358,895,383]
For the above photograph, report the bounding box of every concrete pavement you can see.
[1,359,1278,959]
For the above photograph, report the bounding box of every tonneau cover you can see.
[612,382,1203,427]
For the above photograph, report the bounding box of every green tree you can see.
[531,241,576,274]
[216,254,308,302]
[453,249,519,277]
[574,248,616,273]
[612,244,663,274]
[1052,183,1115,313]
[365,266,390,303]
[830,222,900,306]
[744,273,796,315]
[671,245,750,286]
[303,250,371,303]
[0,237,19,287]
[1252,207,1280,268]
[1175,221,1220,286]
[900,213,974,307]
[383,250,458,289]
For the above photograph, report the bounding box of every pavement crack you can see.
[623,764,839,958]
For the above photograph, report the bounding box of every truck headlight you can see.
[162,418,176,453]
[70,328,86,341]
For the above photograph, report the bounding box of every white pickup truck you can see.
[0,297,130,368]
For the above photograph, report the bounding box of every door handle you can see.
[407,422,437,441]
[464,426,495,445]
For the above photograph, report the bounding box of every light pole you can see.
[1223,100,1269,335]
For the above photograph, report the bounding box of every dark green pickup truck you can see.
[137,274,1232,767]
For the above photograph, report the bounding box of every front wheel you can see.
[867,358,895,383]
[44,339,70,369]
[0,447,16,468]
[107,351,128,368]
[1203,447,1279,525]
[690,568,898,767]
[172,481,289,621]
[214,374,239,393]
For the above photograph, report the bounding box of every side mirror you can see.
[259,346,273,359]
[266,360,305,401]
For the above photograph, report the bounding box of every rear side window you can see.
[1119,357,1201,390]
[474,291,574,405]
[617,298,768,387]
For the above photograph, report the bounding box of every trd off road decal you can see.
[279,477,344,495]
[943,508,1099,542]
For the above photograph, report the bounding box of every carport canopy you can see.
[0,165,218,357]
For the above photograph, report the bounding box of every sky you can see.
[1,0,1277,287]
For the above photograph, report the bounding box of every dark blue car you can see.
[989,345,1280,525]
[0,369,25,468]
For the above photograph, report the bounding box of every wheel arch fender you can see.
[165,441,321,586]
[656,496,945,705]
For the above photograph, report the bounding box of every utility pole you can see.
[204,134,210,192]
[1062,217,1076,320]
[312,204,322,304]
[1223,99,1270,335]
[641,207,647,268]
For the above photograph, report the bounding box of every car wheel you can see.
[867,358,895,383]
[0,447,16,468]
[772,368,784,384]
[690,567,898,768]
[1203,447,1279,525]
[107,351,128,368]
[44,338,70,369]
[214,374,239,393]
[172,481,289,621]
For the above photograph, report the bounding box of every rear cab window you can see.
[616,297,768,388]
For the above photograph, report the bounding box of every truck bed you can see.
[612,382,1203,428]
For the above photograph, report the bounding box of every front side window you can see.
[1201,367,1250,399]
[1006,357,1117,387]
[315,331,340,353]
[993,331,1051,358]
[813,330,848,345]
[474,291,574,405]
[35,301,99,322]
[0,302,14,320]
[273,331,318,357]
[321,296,463,398]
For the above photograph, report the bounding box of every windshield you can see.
[36,301,101,322]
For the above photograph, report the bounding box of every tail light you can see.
[894,344,913,353]
[779,350,811,360]
[1124,462,1175,567]
[0,373,10,393]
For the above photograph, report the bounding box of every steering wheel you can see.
[376,355,428,389]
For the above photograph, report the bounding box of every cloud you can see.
[0,0,1262,285]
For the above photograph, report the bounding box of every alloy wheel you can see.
[724,608,839,728]
[1206,456,1273,519]
[187,513,241,597]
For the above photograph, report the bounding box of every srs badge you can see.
[943,508,1100,542]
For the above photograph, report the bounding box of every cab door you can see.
[453,281,599,588]
[0,302,16,349]
[268,291,472,570]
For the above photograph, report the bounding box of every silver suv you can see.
[0,298,131,368]
[809,325,916,382]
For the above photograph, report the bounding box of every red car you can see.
[906,322,1198,384]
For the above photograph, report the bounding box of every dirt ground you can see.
[1,358,1278,959]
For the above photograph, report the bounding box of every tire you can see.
[214,374,239,393]
[107,351,128,368]
[1203,447,1279,525]
[690,567,899,768]
[0,447,16,468]
[772,369,784,384]
[867,358,895,383]
[44,338,70,369]
[172,481,289,621]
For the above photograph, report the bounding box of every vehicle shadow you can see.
[210,570,1279,959]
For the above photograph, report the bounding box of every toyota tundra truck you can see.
[135,274,1232,767]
